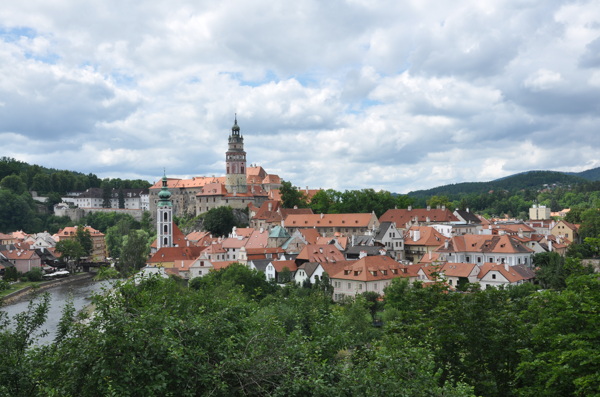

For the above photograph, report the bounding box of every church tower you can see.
[225,115,248,194]
[156,171,173,249]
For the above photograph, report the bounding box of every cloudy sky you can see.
[1,0,599,194]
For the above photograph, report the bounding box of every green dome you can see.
[158,188,171,200]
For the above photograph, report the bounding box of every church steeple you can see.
[225,115,247,194]
[157,170,173,249]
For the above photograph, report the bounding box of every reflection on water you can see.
[1,277,116,344]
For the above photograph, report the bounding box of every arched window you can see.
[164,225,168,233]
[163,212,168,221]
[163,237,168,246]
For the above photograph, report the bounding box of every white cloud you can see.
[0,0,598,194]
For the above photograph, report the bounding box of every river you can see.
[1,277,116,344]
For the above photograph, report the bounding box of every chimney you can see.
[548,239,553,252]
[359,250,367,259]
[427,206,431,211]
[504,263,509,272]
[442,205,445,211]
[268,202,272,211]
[408,206,412,211]
[320,213,324,219]
[466,207,470,213]
[444,240,449,249]
[413,230,420,242]
[429,251,432,260]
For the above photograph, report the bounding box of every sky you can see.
[1,0,599,194]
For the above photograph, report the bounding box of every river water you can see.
[0,277,115,344]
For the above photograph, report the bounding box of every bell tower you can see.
[156,171,173,249]
[225,115,248,194]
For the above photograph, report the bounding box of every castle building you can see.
[148,117,282,218]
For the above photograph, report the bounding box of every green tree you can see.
[117,229,150,274]
[118,188,125,209]
[202,206,236,237]
[0,174,28,195]
[75,226,93,259]
[279,180,308,208]
[101,180,112,208]
[534,252,593,289]
[55,239,85,272]
[517,275,600,396]
[190,262,277,300]
[0,294,50,396]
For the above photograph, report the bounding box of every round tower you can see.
[225,115,248,194]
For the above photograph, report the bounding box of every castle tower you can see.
[225,115,248,194]
[157,171,173,249]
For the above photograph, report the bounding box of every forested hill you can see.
[570,166,600,181]
[407,169,597,199]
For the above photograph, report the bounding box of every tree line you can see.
[0,157,151,234]
[1,258,598,396]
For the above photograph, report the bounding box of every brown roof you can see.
[285,213,377,228]
[436,234,534,255]
[478,263,535,283]
[298,228,321,245]
[297,244,345,263]
[330,256,410,282]
[380,208,459,227]
[148,246,205,264]
[150,176,225,190]
[440,262,478,278]
[271,259,298,273]
[404,226,445,247]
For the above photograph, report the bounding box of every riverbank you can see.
[1,273,95,305]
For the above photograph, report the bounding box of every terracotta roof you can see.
[320,260,354,278]
[298,228,321,245]
[271,259,298,273]
[436,234,534,254]
[478,263,535,283]
[297,244,345,263]
[330,256,410,282]
[197,182,228,196]
[244,229,270,249]
[404,226,446,247]
[440,262,478,278]
[211,261,237,270]
[490,223,536,235]
[285,213,377,228]
[1,248,39,260]
[56,226,104,238]
[380,208,459,227]
[315,236,348,250]
[150,176,225,190]
[148,246,205,264]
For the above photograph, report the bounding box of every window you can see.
[347,283,351,289]
[358,284,362,290]
[492,274,496,280]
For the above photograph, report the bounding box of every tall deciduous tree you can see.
[202,206,236,237]
[117,229,150,274]
[279,180,309,208]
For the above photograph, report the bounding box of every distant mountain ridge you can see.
[406,166,600,198]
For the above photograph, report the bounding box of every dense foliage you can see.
[0,157,151,234]
[2,262,599,396]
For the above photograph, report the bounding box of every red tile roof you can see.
[380,208,459,227]
[285,213,377,228]
[297,244,345,263]
[330,256,410,282]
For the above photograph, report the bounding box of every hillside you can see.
[407,170,591,199]
[572,166,600,181]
